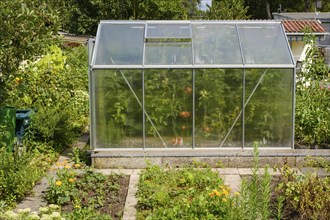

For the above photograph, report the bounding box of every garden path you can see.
[14,133,89,212]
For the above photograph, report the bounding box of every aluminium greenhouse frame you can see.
[89,20,296,150]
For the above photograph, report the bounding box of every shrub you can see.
[276,165,330,219]
[295,31,330,148]
[5,44,89,153]
[0,149,51,207]
[26,105,78,153]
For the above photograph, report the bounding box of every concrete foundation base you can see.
[91,149,330,168]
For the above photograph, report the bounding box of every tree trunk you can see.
[266,1,271,19]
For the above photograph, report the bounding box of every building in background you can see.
[274,12,330,68]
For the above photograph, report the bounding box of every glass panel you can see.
[144,69,192,148]
[145,42,192,65]
[238,24,293,64]
[195,69,243,148]
[95,23,144,65]
[192,24,242,64]
[244,69,293,147]
[93,70,143,148]
[146,23,191,39]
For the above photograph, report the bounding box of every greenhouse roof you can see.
[91,20,295,69]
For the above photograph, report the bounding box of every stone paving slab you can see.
[215,168,240,175]
[132,169,143,175]
[122,175,139,220]
[222,175,242,193]
[238,168,253,175]
[300,167,329,176]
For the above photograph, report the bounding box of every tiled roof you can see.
[282,20,327,33]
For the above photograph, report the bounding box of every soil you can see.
[61,174,130,219]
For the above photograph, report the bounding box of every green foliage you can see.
[46,167,78,205]
[276,166,330,220]
[136,163,236,219]
[68,147,90,166]
[295,32,330,148]
[63,207,112,220]
[206,0,250,19]
[0,149,51,208]
[26,106,77,152]
[138,0,201,20]
[45,0,330,35]
[304,156,330,172]
[8,45,88,110]
[234,142,272,220]
[245,0,330,19]
[0,0,60,104]
[6,45,89,152]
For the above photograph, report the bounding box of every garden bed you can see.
[44,165,130,219]
[136,160,330,220]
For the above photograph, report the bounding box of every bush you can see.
[295,32,330,148]
[0,149,52,208]
[27,105,78,153]
[5,44,89,153]
[276,166,330,219]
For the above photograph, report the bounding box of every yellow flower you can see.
[63,160,68,164]
[14,77,22,84]
[226,187,231,192]
[74,164,81,168]
[222,198,228,203]
[64,165,71,169]
[234,192,240,196]
[209,192,215,197]
[55,180,62,186]
[68,178,75,183]
[212,189,221,197]
[222,189,229,197]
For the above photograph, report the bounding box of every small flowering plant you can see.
[46,166,78,205]
[204,185,235,216]
[0,205,64,220]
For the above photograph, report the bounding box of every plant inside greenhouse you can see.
[89,21,295,150]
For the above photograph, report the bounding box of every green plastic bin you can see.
[0,107,16,152]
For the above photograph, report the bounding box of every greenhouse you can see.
[88,20,295,150]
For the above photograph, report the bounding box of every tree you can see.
[138,0,201,20]
[206,0,250,20]
[0,0,60,104]
[47,0,131,35]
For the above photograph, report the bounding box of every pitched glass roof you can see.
[92,21,294,68]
